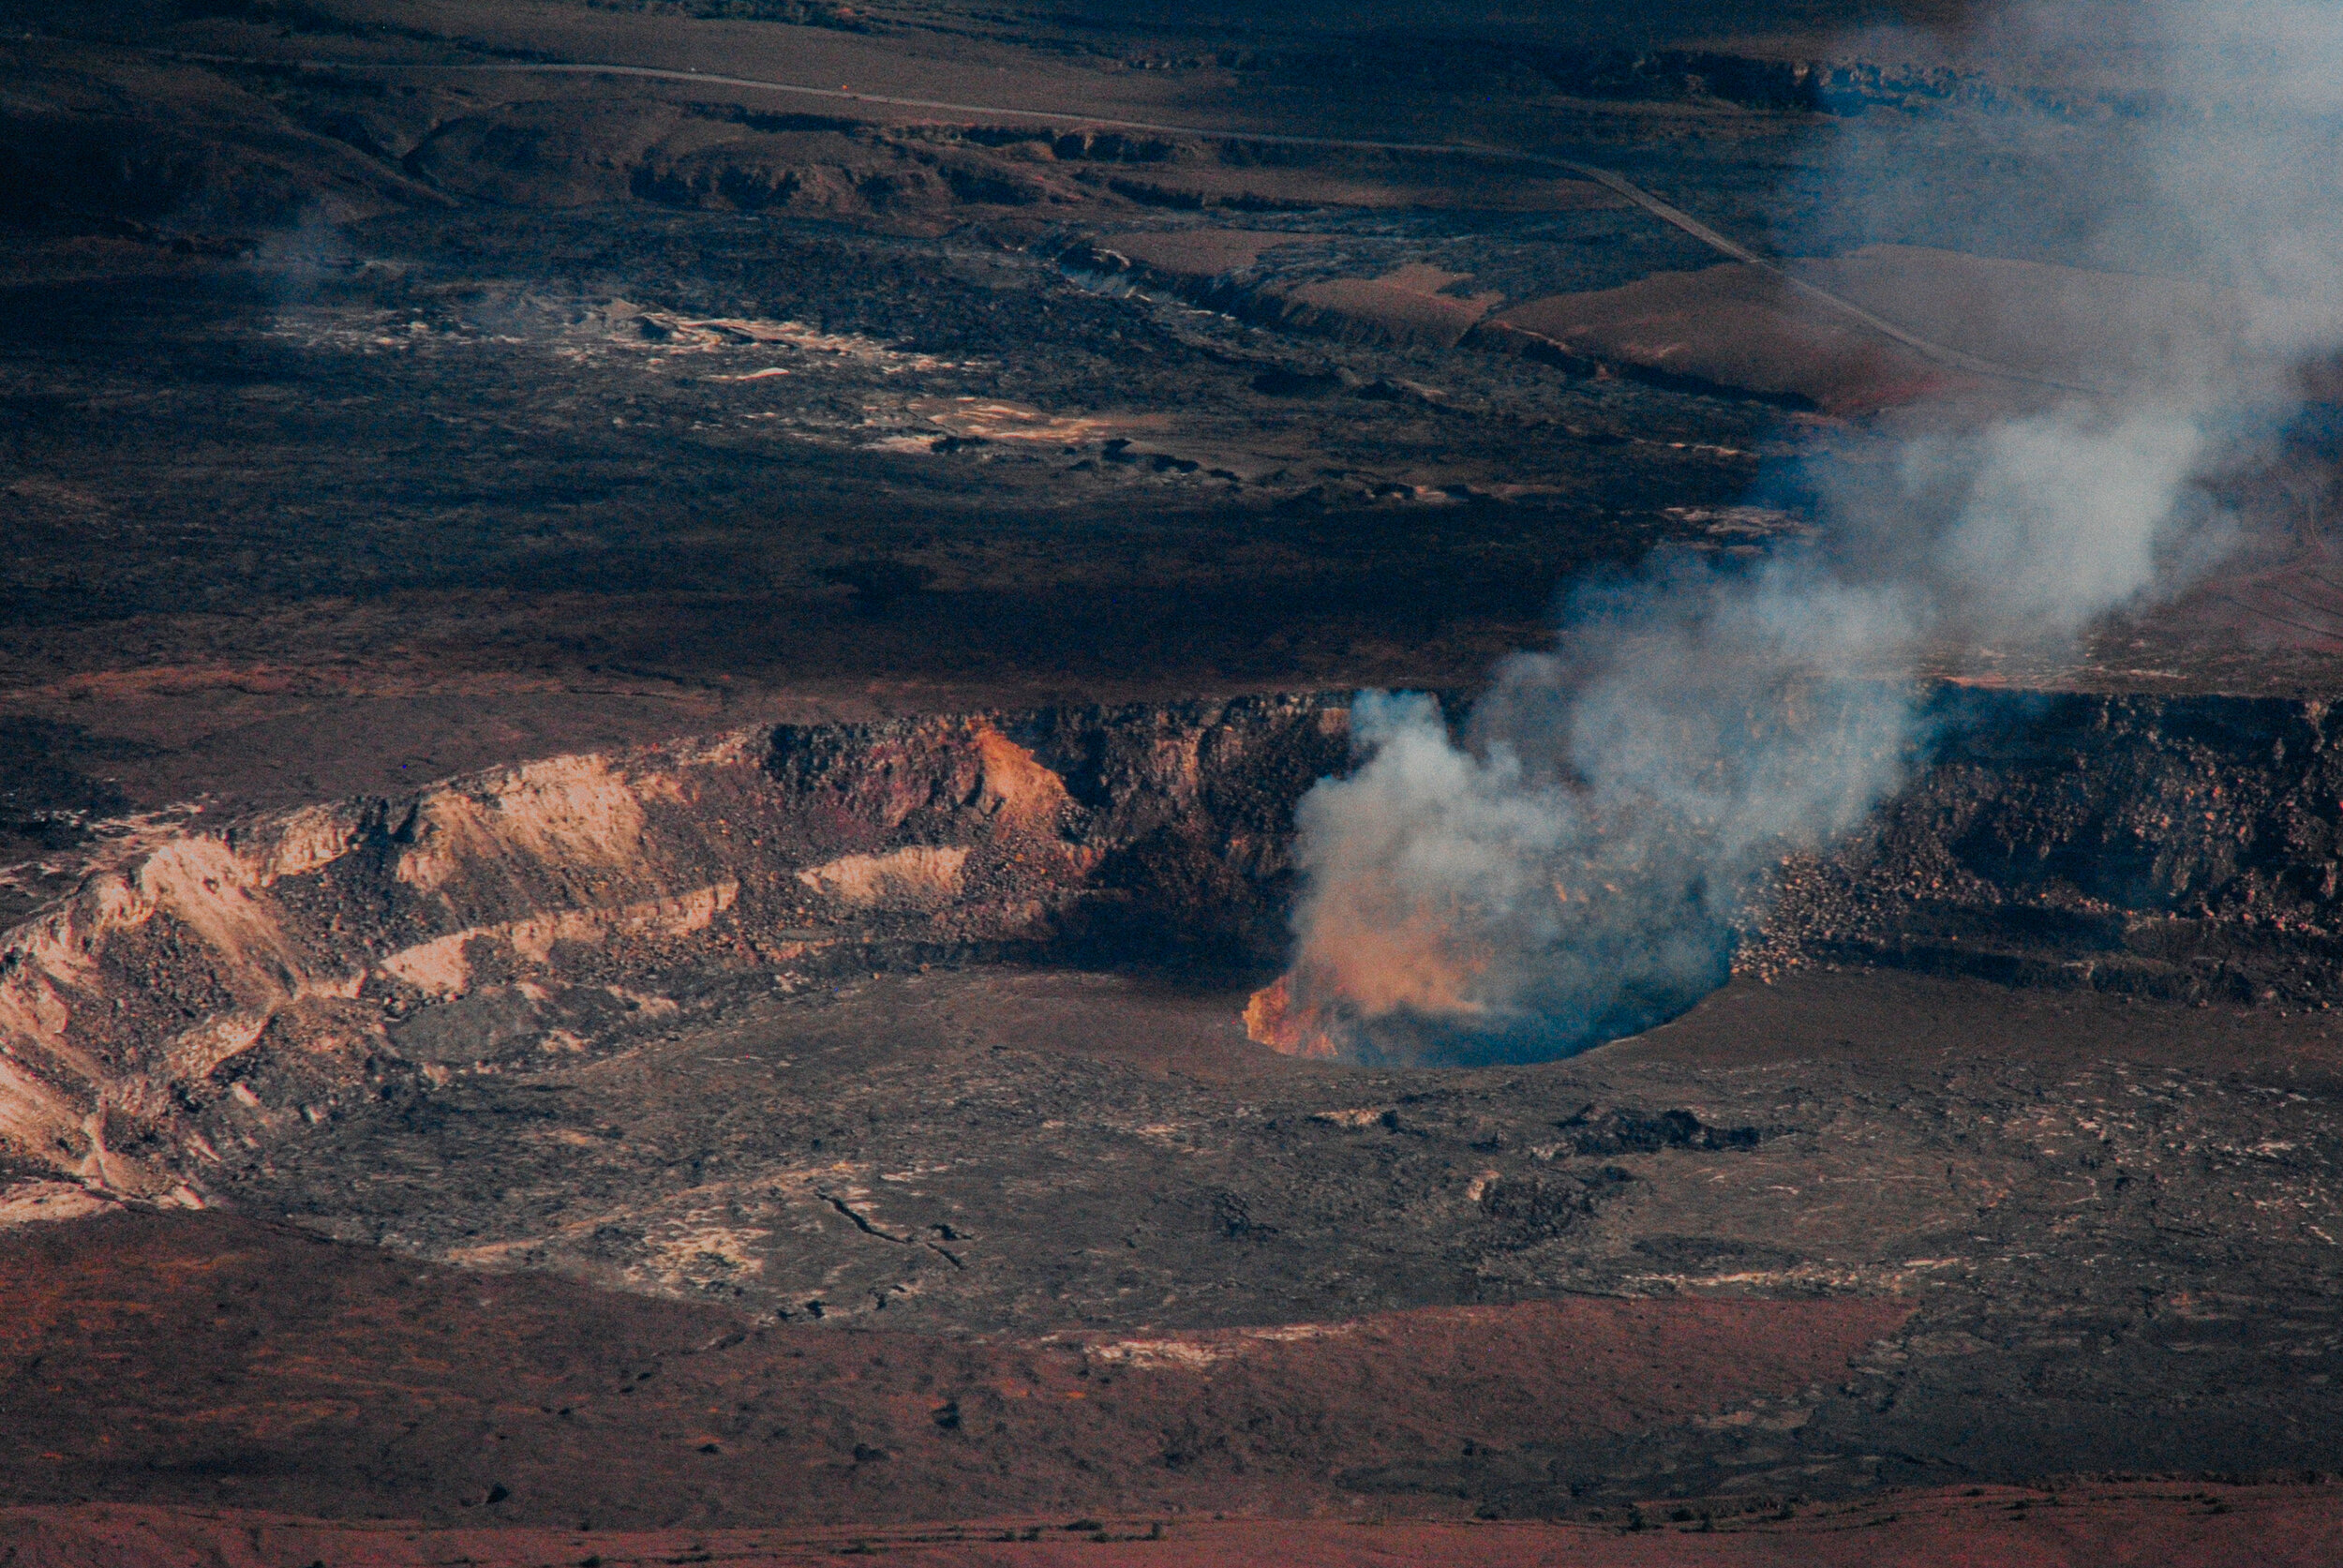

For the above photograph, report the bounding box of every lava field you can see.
[9,1,2343,1563]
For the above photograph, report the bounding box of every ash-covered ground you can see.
[9,1,2343,1561]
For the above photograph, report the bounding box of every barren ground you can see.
[7,2,2343,1562]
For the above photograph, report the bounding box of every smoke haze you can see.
[1260,0,2343,1065]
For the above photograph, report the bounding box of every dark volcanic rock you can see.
[1762,689,2343,1004]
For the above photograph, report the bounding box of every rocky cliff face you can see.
[0,695,1347,1197]
[1762,690,2343,1004]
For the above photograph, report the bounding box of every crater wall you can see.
[0,695,1347,1196]
[11,685,2343,1199]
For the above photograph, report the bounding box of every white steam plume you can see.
[1262,0,2343,1066]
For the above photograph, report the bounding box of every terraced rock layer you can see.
[0,696,1345,1197]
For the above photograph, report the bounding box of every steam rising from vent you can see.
[1253,0,2343,1065]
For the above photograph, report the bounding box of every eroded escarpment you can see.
[0,694,1347,1198]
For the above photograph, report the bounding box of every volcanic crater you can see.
[7,689,2343,1531]
[12,0,2343,1561]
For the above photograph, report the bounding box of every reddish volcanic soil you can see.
[7,1484,2343,1567]
[0,1212,1911,1530]
[12,5,2343,1562]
